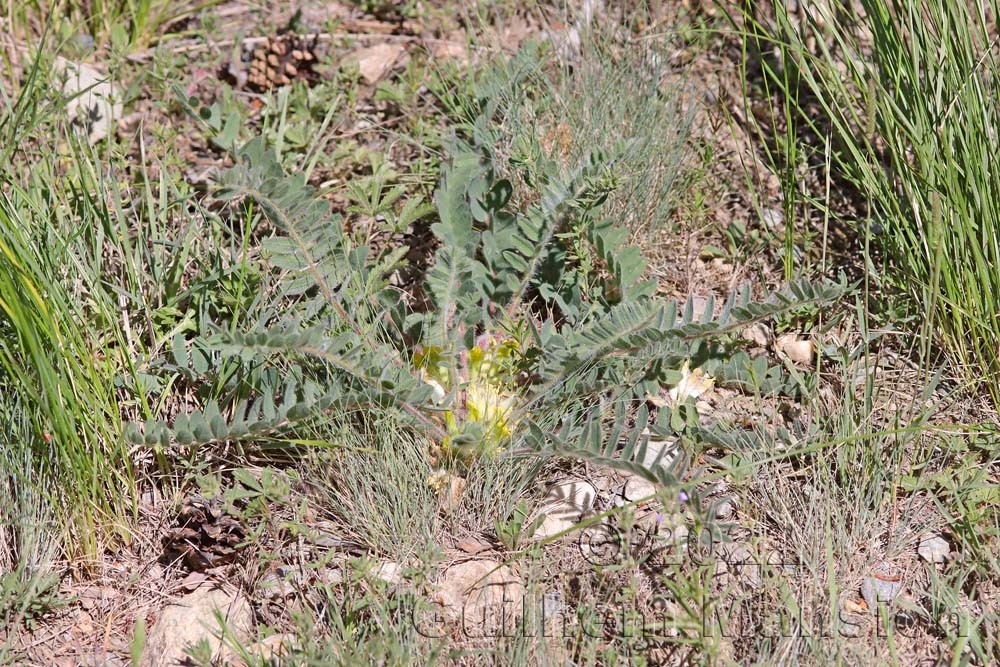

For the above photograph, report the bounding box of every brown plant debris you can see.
[161,496,248,571]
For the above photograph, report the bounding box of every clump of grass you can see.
[707,342,1000,665]
[306,413,442,560]
[0,415,54,575]
[745,0,1000,405]
[0,55,154,556]
[16,0,216,50]
[0,188,134,557]
[465,10,694,238]
[456,452,542,537]
[306,410,541,559]
[0,398,64,665]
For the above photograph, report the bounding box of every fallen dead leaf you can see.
[843,598,868,613]
[179,571,209,592]
[456,537,492,555]
[350,43,406,85]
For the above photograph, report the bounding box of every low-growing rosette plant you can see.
[129,105,848,512]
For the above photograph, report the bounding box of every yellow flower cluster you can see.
[415,335,520,466]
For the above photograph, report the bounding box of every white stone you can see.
[532,479,597,539]
[918,533,950,563]
[622,475,658,503]
[53,57,121,144]
[373,561,403,585]
[640,435,679,469]
[534,514,577,538]
[861,574,902,608]
[775,334,814,366]
[741,322,772,347]
[715,498,735,520]
[761,207,784,230]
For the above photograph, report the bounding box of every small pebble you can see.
[715,498,735,520]
[917,533,950,563]
[542,592,562,618]
[742,322,773,347]
[775,334,814,366]
[861,572,902,608]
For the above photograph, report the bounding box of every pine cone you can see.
[246,33,320,91]
[161,496,248,571]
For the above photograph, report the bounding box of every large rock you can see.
[141,585,252,667]
[431,560,524,638]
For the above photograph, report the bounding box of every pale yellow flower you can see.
[668,360,714,403]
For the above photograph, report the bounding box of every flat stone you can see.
[431,39,469,65]
[577,521,625,564]
[319,564,345,586]
[533,479,597,539]
[639,436,679,470]
[622,475,658,503]
[775,334,814,366]
[861,566,903,608]
[259,566,296,599]
[534,514,577,539]
[760,207,784,230]
[741,322,772,347]
[917,533,950,563]
[53,57,121,144]
[372,561,403,585]
[715,498,736,520]
[349,43,406,85]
